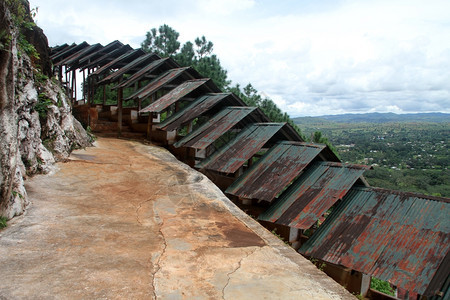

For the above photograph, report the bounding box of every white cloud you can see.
[29,0,450,116]
[195,0,255,15]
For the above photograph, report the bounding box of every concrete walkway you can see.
[0,137,354,299]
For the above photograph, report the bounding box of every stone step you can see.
[94,131,147,140]
[98,111,111,119]
[93,122,131,133]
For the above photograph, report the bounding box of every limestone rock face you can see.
[39,79,91,161]
[0,1,91,219]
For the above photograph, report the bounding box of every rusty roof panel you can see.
[113,58,171,89]
[80,40,123,63]
[98,52,160,84]
[129,67,189,102]
[83,44,133,70]
[51,41,89,63]
[259,161,369,228]
[175,107,256,149]
[90,48,145,76]
[156,93,246,131]
[51,43,70,56]
[59,43,103,68]
[140,79,209,113]
[226,142,325,202]
[299,187,450,296]
[78,40,123,66]
[195,123,285,174]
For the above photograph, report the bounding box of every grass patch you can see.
[0,216,7,229]
[371,277,395,296]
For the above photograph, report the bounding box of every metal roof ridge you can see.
[355,186,450,203]
[130,67,190,102]
[277,141,326,148]
[139,78,211,113]
[112,58,170,89]
[318,161,371,170]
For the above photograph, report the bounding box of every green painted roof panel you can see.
[139,79,209,113]
[226,141,325,202]
[258,161,369,228]
[174,106,256,149]
[195,123,286,174]
[299,187,450,296]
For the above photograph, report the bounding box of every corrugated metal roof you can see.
[128,67,190,101]
[82,44,133,71]
[98,52,160,84]
[58,43,103,68]
[51,42,89,63]
[78,40,123,68]
[174,106,257,149]
[258,161,369,229]
[113,58,172,89]
[90,48,145,76]
[226,141,326,202]
[156,93,247,131]
[50,43,70,56]
[299,187,450,297]
[139,79,209,113]
[195,123,287,174]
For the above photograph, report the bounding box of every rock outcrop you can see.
[0,1,92,219]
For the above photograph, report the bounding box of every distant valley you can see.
[293,112,449,197]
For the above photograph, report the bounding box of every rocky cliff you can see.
[0,1,92,219]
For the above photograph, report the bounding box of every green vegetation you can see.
[271,228,290,246]
[0,216,7,229]
[310,258,326,271]
[86,126,97,143]
[294,116,449,197]
[34,93,53,119]
[370,277,395,296]
[4,0,39,60]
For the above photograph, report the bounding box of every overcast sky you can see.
[29,0,450,117]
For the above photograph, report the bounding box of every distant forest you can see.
[294,112,450,123]
[294,113,449,197]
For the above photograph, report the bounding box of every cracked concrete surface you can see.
[0,137,354,299]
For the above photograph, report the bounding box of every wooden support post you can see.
[242,198,252,205]
[65,67,70,99]
[360,274,371,297]
[82,69,86,101]
[102,85,106,105]
[118,88,123,136]
[58,65,63,82]
[134,82,141,114]
[289,227,301,250]
[147,112,153,141]
[235,167,243,178]
[72,69,77,102]
[248,157,254,167]
[87,69,92,106]
[187,121,193,134]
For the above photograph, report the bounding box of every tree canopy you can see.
[141,25,229,89]
[141,24,180,57]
